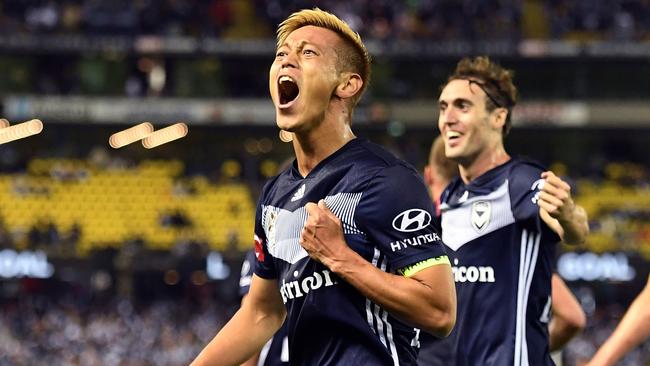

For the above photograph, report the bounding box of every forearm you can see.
[238,295,263,366]
[549,274,586,352]
[589,289,650,366]
[240,354,261,366]
[548,318,582,352]
[558,205,589,245]
[191,306,284,366]
[325,249,456,337]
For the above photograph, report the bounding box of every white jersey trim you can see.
[514,229,541,366]
[440,180,515,251]
[365,247,400,366]
[262,192,364,264]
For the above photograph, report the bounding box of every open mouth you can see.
[446,131,462,141]
[446,131,463,146]
[278,76,299,106]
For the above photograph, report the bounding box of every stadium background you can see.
[0,1,648,365]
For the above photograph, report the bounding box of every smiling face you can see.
[437,79,504,165]
[269,25,343,133]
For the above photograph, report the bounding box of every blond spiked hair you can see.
[276,8,371,108]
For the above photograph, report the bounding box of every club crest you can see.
[471,201,491,233]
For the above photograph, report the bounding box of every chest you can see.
[441,180,515,251]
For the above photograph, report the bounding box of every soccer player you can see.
[239,249,289,366]
[419,135,587,365]
[586,275,650,366]
[426,56,589,365]
[191,8,456,366]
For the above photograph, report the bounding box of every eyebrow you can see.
[438,98,473,106]
[278,40,311,51]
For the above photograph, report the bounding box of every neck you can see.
[459,144,510,183]
[292,111,355,177]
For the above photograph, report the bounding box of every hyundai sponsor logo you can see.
[392,209,431,232]
[390,233,441,252]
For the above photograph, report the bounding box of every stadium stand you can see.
[0,1,648,365]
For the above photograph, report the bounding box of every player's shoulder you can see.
[350,139,420,176]
[507,157,547,183]
[441,176,464,204]
[259,162,297,198]
[507,156,548,195]
[508,156,547,177]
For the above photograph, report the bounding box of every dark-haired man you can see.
[427,56,589,365]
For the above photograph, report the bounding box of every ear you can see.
[334,72,363,100]
[423,166,434,187]
[491,108,508,130]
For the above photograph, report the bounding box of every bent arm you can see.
[301,200,456,337]
[549,274,586,352]
[587,276,650,366]
[538,172,589,245]
[191,275,286,366]
[329,251,456,337]
[239,294,262,366]
[541,204,589,245]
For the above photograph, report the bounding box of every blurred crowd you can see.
[0,298,225,366]
[0,290,648,365]
[564,297,650,365]
[0,0,647,40]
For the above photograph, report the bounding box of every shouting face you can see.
[269,25,343,133]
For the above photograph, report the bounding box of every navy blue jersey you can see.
[253,138,448,366]
[421,158,560,366]
[240,250,289,366]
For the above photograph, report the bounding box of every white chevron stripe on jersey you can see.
[514,229,541,366]
[365,248,399,366]
[440,180,515,251]
[262,192,365,264]
[324,192,364,235]
[366,248,382,335]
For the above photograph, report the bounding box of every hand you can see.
[300,199,350,268]
[538,171,575,223]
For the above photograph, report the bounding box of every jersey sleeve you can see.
[355,163,448,273]
[239,249,256,297]
[509,161,561,242]
[253,194,278,279]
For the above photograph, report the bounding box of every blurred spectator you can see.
[160,209,192,228]
[27,218,59,249]
[0,298,226,366]
[0,216,12,248]
[0,0,646,40]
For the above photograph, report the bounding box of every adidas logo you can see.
[291,184,306,202]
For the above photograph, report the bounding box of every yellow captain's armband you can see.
[398,256,451,277]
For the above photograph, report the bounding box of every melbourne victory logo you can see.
[471,201,491,233]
